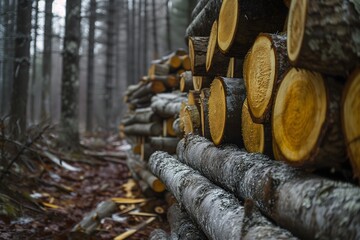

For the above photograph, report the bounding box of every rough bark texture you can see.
[180,71,194,92]
[167,203,207,240]
[150,137,179,154]
[177,135,360,240]
[191,0,210,20]
[151,93,187,118]
[149,151,296,240]
[218,0,287,58]
[200,88,211,139]
[86,0,95,131]
[287,0,360,75]
[185,0,222,39]
[149,229,169,240]
[9,0,32,137]
[60,0,82,149]
[189,37,209,76]
[124,122,162,136]
[122,108,160,126]
[209,77,246,146]
[172,118,183,138]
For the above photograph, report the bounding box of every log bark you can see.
[242,100,273,158]
[191,0,210,20]
[188,37,209,76]
[148,63,170,76]
[287,0,360,75]
[121,108,160,126]
[172,118,183,138]
[149,229,169,240]
[167,203,207,240]
[200,88,211,139]
[183,105,201,135]
[124,122,162,136]
[141,142,155,161]
[217,0,287,58]
[342,67,360,178]
[208,77,246,146]
[273,68,346,167]
[180,55,191,71]
[127,152,165,192]
[129,81,166,101]
[179,71,194,92]
[150,137,179,154]
[151,93,187,118]
[206,20,230,76]
[185,0,222,39]
[187,90,201,112]
[72,201,117,234]
[177,134,360,240]
[244,33,291,123]
[149,151,297,240]
[144,75,179,89]
[226,57,243,78]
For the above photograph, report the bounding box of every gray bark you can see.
[30,0,39,123]
[151,93,187,118]
[124,122,162,136]
[86,0,96,131]
[149,151,296,240]
[60,0,82,149]
[177,134,360,240]
[10,0,32,138]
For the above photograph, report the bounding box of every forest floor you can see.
[0,131,170,240]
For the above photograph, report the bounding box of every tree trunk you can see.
[185,0,222,39]
[244,33,290,123]
[179,71,193,92]
[137,0,143,75]
[149,229,169,240]
[104,0,115,130]
[30,0,39,123]
[60,0,82,149]
[149,151,296,240]
[273,68,346,167]
[151,0,158,59]
[200,88,211,139]
[150,137,179,154]
[191,0,210,20]
[217,0,287,58]
[41,0,53,120]
[208,77,246,146]
[287,0,360,75]
[167,203,207,240]
[10,0,32,138]
[188,37,208,76]
[124,122,162,136]
[177,134,360,240]
[121,108,160,126]
[342,67,360,178]
[126,0,133,86]
[86,0,96,131]
[151,93,187,118]
[242,99,273,158]
[206,21,230,76]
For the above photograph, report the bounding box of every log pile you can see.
[118,0,360,237]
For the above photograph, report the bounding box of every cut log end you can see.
[273,68,326,163]
[188,38,195,73]
[343,68,360,177]
[246,35,276,121]
[242,100,265,153]
[218,0,238,53]
[152,179,166,192]
[287,0,306,63]
[209,78,227,145]
[206,20,218,71]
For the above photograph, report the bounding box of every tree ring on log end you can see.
[246,35,276,121]
[273,68,326,162]
[189,38,195,73]
[206,21,218,71]
[342,68,360,177]
[287,0,307,63]
[242,100,265,153]
[218,0,238,53]
[152,179,166,192]
[209,78,227,145]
